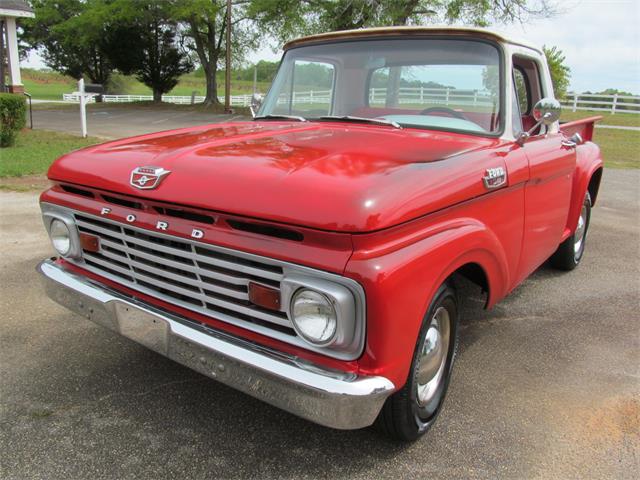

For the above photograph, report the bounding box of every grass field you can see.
[0,130,100,177]
[592,128,640,169]
[561,110,640,128]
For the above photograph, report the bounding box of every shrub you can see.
[0,93,26,147]
[106,73,135,95]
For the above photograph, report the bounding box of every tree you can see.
[21,0,113,84]
[173,0,258,105]
[249,0,557,44]
[543,45,570,99]
[104,1,194,102]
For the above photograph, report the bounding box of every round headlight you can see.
[50,219,71,256]
[291,289,337,345]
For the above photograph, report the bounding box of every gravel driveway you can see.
[0,169,638,479]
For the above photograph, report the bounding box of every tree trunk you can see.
[386,67,402,107]
[153,88,162,103]
[203,62,220,105]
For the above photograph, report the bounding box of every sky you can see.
[22,0,640,94]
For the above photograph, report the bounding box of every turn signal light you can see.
[79,232,100,252]
[248,282,281,311]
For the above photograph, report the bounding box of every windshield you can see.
[258,38,502,135]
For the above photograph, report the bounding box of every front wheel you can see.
[550,192,592,271]
[375,282,459,441]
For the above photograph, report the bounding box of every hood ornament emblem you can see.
[130,166,171,190]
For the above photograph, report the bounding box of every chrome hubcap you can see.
[416,306,450,406]
[574,205,587,258]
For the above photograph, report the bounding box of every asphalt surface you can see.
[31,104,248,139]
[0,170,638,479]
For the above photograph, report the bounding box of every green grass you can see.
[561,109,640,128]
[0,129,101,177]
[592,128,640,169]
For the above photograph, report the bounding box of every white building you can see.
[0,0,34,93]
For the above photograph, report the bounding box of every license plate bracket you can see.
[114,302,170,355]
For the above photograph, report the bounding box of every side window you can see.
[511,74,523,135]
[513,68,530,114]
[273,60,334,116]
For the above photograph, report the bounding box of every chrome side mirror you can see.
[532,97,561,124]
[250,93,263,118]
[517,97,562,146]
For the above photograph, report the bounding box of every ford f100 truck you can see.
[38,27,603,441]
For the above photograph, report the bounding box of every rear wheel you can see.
[375,282,459,441]
[550,192,592,271]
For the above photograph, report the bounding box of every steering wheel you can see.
[419,106,467,120]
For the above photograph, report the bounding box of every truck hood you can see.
[48,121,503,232]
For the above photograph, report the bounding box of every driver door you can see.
[513,57,576,281]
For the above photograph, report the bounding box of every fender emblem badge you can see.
[483,167,507,190]
[130,166,171,190]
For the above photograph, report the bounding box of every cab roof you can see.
[283,26,542,54]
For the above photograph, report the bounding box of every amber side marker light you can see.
[248,282,281,311]
[79,232,100,253]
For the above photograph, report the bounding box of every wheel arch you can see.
[349,218,512,386]
[588,166,603,206]
[566,142,604,233]
[449,262,490,305]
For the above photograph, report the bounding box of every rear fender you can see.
[347,218,510,387]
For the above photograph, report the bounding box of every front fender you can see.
[566,142,604,234]
[346,218,510,388]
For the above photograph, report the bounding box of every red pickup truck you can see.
[38,27,603,441]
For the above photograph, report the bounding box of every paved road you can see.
[31,104,248,139]
[1,170,638,479]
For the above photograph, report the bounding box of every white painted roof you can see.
[284,26,542,53]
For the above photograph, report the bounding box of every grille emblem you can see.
[130,166,171,190]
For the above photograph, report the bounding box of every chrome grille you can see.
[71,213,296,338]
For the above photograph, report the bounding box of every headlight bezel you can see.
[281,274,363,355]
[42,206,82,259]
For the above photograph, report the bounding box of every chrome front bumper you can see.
[37,259,395,430]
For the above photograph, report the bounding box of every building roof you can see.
[0,0,35,18]
[283,26,541,53]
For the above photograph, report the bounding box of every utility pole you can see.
[224,0,232,113]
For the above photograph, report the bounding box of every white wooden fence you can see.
[560,93,640,114]
[62,90,640,115]
[63,93,253,106]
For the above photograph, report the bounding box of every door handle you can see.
[561,132,583,149]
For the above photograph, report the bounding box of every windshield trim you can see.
[282,35,506,139]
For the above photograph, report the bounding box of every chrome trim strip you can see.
[38,259,393,430]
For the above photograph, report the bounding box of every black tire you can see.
[375,282,459,441]
[550,192,592,271]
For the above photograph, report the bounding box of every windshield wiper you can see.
[316,115,401,129]
[254,114,307,122]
